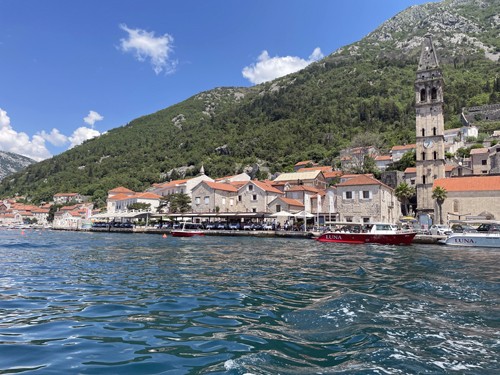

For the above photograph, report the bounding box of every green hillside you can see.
[2,0,500,204]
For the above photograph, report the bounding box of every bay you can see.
[0,229,499,374]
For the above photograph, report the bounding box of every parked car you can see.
[430,224,452,236]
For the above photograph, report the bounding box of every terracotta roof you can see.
[107,193,131,201]
[470,148,489,155]
[108,186,135,193]
[42,204,52,208]
[61,205,77,210]
[229,181,248,187]
[434,176,500,192]
[278,197,305,207]
[33,209,49,213]
[203,181,238,192]
[445,165,456,172]
[214,174,239,182]
[337,175,393,190]
[341,156,351,161]
[341,174,374,179]
[294,160,313,166]
[122,192,162,200]
[68,211,82,217]
[21,212,34,216]
[286,185,319,193]
[392,144,416,151]
[1,213,16,218]
[155,179,190,188]
[405,167,417,174]
[252,181,284,194]
[54,193,78,196]
[324,171,343,178]
[311,190,327,199]
[297,166,332,173]
[375,155,392,161]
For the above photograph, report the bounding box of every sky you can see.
[0,0,434,161]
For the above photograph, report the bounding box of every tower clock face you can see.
[424,140,434,148]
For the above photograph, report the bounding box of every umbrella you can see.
[294,211,314,218]
[400,217,418,223]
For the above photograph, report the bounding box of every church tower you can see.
[415,33,445,219]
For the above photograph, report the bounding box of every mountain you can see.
[2,0,500,203]
[0,151,36,181]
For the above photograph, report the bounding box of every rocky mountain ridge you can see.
[0,151,36,180]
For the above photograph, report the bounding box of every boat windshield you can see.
[375,224,392,231]
[477,224,500,232]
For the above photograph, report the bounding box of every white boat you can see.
[442,220,500,248]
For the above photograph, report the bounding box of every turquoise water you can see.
[0,229,499,374]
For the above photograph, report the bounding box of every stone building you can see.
[114,193,162,212]
[234,180,284,213]
[268,197,304,214]
[191,181,238,213]
[461,103,500,127]
[415,33,446,219]
[433,176,500,222]
[470,148,490,174]
[53,193,86,204]
[284,185,319,213]
[336,175,397,224]
[107,187,135,213]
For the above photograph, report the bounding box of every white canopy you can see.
[270,211,294,217]
[294,211,314,218]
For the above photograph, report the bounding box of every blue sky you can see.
[0,0,433,161]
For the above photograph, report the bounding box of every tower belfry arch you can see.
[415,33,445,219]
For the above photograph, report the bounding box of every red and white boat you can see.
[171,222,204,237]
[315,223,416,246]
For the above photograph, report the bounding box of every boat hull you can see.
[316,232,416,246]
[443,233,500,248]
[171,231,204,237]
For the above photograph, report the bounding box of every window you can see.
[433,127,437,136]
[431,87,437,100]
[251,194,257,201]
[453,200,459,213]
[422,176,426,184]
[252,208,257,213]
[222,198,226,205]
[204,196,209,205]
[238,195,242,202]
[345,217,353,222]
[421,129,425,137]
[433,151,437,160]
[482,160,487,165]
[362,191,370,199]
[345,191,353,199]
[195,197,200,205]
[230,198,234,206]
[420,89,426,102]
[421,152,426,161]
[276,205,281,212]
[482,170,488,174]
[248,185,253,191]
[411,179,415,185]
[363,217,370,223]
[180,189,183,194]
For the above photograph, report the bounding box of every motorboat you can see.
[171,221,205,237]
[315,223,416,246]
[441,220,500,248]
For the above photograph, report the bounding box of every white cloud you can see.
[84,110,103,128]
[0,108,52,161]
[68,127,100,149]
[38,128,68,146]
[242,47,324,85]
[119,24,177,75]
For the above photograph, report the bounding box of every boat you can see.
[171,221,205,237]
[315,223,416,246]
[441,220,500,248]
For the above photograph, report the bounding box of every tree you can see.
[158,193,191,213]
[432,186,448,225]
[397,150,416,172]
[47,203,63,223]
[394,182,416,217]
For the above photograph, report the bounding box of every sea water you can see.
[0,229,499,374]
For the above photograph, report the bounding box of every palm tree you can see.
[432,186,448,225]
[394,182,416,217]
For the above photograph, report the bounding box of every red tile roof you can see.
[470,148,489,155]
[33,209,49,213]
[279,197,305,207]
[252,181,284,194]
[107,193,131,201]
[337,175,393,190]
[297,166,332,173]
[434,176,500,192]
[445,165,456,172]
[204,181,238,192]
[155,178,190,188]
[375,155,392,161]
[61,205,77,210]
[286,185,319,193]
[341,174,374,179]
[392,144,416,151]
[294,160,313,166]
[123,192,162,200]
[54,193,78,196]
[108,186,135,193]
[324,171,343,178]
[405,167,417,174]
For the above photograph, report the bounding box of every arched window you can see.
[433,127,437,136]
[453,200,459,213]
[431,87,437,100]
[420,89,426,102]
[421,152,426,161]
[433,151,437,160]
[421,129,425,137]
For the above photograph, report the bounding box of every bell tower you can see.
[415,33,445,218]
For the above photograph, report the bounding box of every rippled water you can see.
[0,229,499,374]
